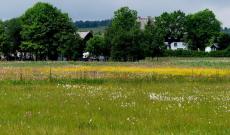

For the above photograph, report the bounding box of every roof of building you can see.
[77,31,92,39]
[208,43,219,48]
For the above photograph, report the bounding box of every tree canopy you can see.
[86,35,110,57]
[21,2,79,60]
[105,7,144,61]
[154,10,187,45]
[143,20,165,58]
[185,9,221,50]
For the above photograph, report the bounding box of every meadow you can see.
[0,58,230,135]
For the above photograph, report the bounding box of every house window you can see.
[174,43,177,47]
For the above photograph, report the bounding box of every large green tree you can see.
[143,20,165,58]
[154,10,187,47]
[86,35,110,57]
[59,33,81,60]
[105,7,144,61]
[216,32,230,50]
[185,9,221,51]
[4,18,22,59]
[21,2,79,60]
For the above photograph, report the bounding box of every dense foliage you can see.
[86,35,110,57]
[21,2,80,60]
[163,49,230,57]
[143,19,165,58]
[154,10,187,46]
[105,7,145,61]
[185,9,221,51]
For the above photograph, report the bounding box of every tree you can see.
[185,9,221,51]
[143,20,165,58]
[21,2,79,60]
[86,35,109,56]
[59,33,82,60]
[4,18,22,59]
[0,20,11,59]
[0,20,4,54]
[154,10,187,47]
[105,7,144,61]
[216,32,230,50]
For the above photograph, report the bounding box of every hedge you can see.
[162,50,230,57]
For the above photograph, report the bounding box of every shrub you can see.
[162,49,230,57]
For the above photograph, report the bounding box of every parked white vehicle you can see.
[83,52,90,59]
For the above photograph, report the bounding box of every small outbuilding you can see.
[205,44,219,52]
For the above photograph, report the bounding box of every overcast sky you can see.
[0,0,230,27]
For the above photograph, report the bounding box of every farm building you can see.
[165,42,188,50]
[205,44,219,52]
[77,31,93,41]
[165,37,187,50]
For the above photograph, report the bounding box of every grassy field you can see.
[0,58,230,134]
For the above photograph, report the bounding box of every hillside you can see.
[75,20,111,33]
[78,26,107,34]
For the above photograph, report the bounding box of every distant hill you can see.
[75,20,111,28]
[78,26,107,34]
[75,20,111,34]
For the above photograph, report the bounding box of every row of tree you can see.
[1,2,230,61]
[86,7,230,61]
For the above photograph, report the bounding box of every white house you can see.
[165,42,188,50]
[205,44,219,52]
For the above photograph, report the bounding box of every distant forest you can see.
[75,20,111,28]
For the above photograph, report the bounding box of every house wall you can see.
[205,47,217,52]
[137,17,148,30]
[137,17,153,30]
[168,42,187,50]
[205,47,212,52]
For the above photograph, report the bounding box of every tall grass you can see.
[0,59,230,134]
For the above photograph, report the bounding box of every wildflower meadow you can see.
[0,58,230,134]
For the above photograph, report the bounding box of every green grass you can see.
[0,58,230,134]
[2,57,230,68]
